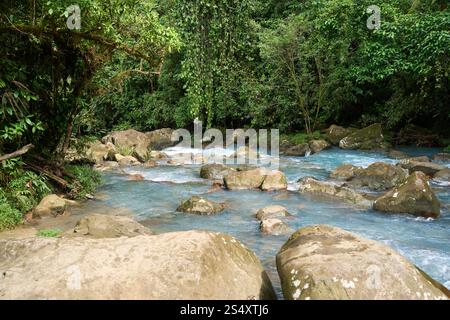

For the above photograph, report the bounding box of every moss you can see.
[281,131,325,145]
[36,229,61,238]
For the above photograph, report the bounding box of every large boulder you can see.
[349,162,409,190]
[0,231,276,299]
[71,214,152,238]
[373,172,440,218]
[276,225,449,300]
[309,140,331,154]
[284,144,311,157]
[200,164,235,180]
[145,128,175,150]
[398,160,446,176]
[102,129,150,162]
[325,125,355,145]
[330,164,362,181]
[86,140,116,164]
[33,195,68,218]
[223,168,287,191]
[256,205,290,221]
[298,177,372,209]
[177,196,225,215]
[339,124,385,150]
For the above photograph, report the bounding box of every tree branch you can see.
[0,144,34,162]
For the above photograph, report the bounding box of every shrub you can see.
[0,190,22,231]
[65,165,102,199]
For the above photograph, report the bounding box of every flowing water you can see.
[73,147,450,297]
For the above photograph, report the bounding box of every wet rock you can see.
[145,128,175,150]
[404,156,430,163]
[0,231,276,299]
[256,205,290,221]
[115,154,140,166]
[260,219,291,236]
[261,170,288,191]
[200,164,235,180]
[309,140,331,154]
[149,150,168,160]
[143,160,157,168]
[71,214,152,238]
[339,124,385,150]
[330,164,363,181]
[433,153,450,163]
[224,168,287,191]
[177,196,225,215]
[373,172,440,218]
[398,160,445,176]
[284,144,311,157]
[298,177,372,209]
[128,174,144,181]
[325,125,356,145]
[33,194,68,218]
[387,150,409,159]
[433,168,450,184]
[276,225,449,300]
[349,162,409,190]
[94,161,120,172]
[85,140,116,164]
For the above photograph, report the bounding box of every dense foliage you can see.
[0,0,449,229]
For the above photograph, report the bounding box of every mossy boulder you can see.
[339,124,385,150]
[373,172,440,218]
[177,196,225,215]
[200,164,235,180]
[325,125,356,145]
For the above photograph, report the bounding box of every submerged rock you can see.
[330,164,363,181]
[34,194,68,218]
[177,196,225,215]
[373,172,440,218]
[309,140,331,154]
[298,177,372,209]
[339,124,386,150]
[0,231,276,299]
[284,144,311,157]
[224,168,287,191]
[256,205,290,221]
[325,125,356,145]
[398,160,446,176]
[387,150,409,159]
[433,153,450,163]
[200,164,235,180]
[260,218,291,236]
[276,225,449,300]
[433,168,450,184]
[71,214,152,238]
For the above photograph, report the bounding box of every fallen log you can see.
[0,144,34,162]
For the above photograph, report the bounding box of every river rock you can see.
[398,160,446,176]
[309,140,331,154]
[71,214,152,238]
[349,162,409,190]
[224,168,287,191]
[325,125,356,145]
[149,150,168,159]
[387,150,409,159]
[145,128,174,150]
[433,153,450,163]
[33,194,68,218]
[230,146,259,161]
[177,196,225,215]
[94,161,120,172]
[339,124,385,150]
[143,160,157,168]
[433,168,450,184]
[284,144,311,157]
[102,129,150,162]
[260,219,290,236]
[373,172,440,218]
[0,231,276,299]
[298,177,372,208]
[256,205,290,221]
[330,164,362,181]
[85,140,116,164]
[115,154,140,166]
[200,164,235,180]
[276,225,449,300]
